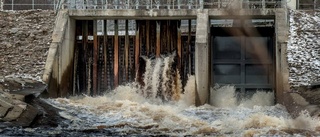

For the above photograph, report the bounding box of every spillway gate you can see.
[73,20,196,95]
[43,0,290,106]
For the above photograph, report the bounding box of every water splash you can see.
[138,53,181,102]
[41,54,320,136]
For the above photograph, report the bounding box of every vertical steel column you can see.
[187,19,192,74]
[125,20,129,81]
[114,20,119,87]
[93,20,98,95]
[135,21,140,73]
[82,20,89,94]
[156,21,161,57]
[177,20,182,71]
[103,20,108,90]
[262,0,265,9]
[146,20,150,56]
[167,21,171,52]
[32,0,34,9]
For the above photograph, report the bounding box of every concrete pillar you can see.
[275,8,289,105]
[287,0,297,9]
[0,0,3,11]
[195,9,209,106]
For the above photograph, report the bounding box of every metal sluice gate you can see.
[73,20,196,95]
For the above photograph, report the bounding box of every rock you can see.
[13,104,38,127]
[10,94,25,101]
[2,103,27,122]
[0,99,13,118]
[5,43,12,48]
[9,28,19,34]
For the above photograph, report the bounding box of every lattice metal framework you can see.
[63,0,286,10]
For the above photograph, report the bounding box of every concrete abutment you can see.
[43,9,289,106]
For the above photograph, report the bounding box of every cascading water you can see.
[138,53,182,102]
[8,54,320,136]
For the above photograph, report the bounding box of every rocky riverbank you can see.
[0,10,56,127]
[0,10,55,79]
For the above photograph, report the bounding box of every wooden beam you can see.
[135,21,140,75]
[114,20,119,88]
[156,21,161,57]
[93,20,98,96]
[125,20,129,81]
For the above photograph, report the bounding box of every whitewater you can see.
[37,55,320,136]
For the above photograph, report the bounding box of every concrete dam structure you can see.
[43,0,289,106]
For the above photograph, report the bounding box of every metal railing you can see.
[1,0,288,11]
[62,0,286,10]
[2,0,61,10]
[0,0,3,11]
[297,0,320,10]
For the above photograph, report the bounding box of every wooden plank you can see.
[156,21,161,57]
[93,20,98,96]
[135,21,140,74]
[114,20,119,87]
[125,20,129,81]
[146,20,150,56]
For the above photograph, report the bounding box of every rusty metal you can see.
[114,20,119,87]
[167,21,171,52]
[177,20,182,71]
[125,20,129,81]
[73,19,196,94]
[156,21,161,57]
[87,20,94,95]
[135,21,140,74]
[93,20,98,96]
[103,20,108,92]
[187,19,192,75]
[146,20,150,56]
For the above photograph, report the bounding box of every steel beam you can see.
[114,20,119,87]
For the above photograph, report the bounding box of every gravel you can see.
[0,10,55,81]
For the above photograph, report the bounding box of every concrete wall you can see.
[287,0,297,9]
[287,10,320,88]
[45,8,291,105]
[0,0,3,11]
[275,9,290,105]
[58,17,75,97]
[43,9,73,97]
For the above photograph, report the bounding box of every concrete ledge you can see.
[68,9,278,20]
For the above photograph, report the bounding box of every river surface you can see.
[2,56,320,136]
[3,78,320,136]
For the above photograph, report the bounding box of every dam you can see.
[43,0,289,106]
